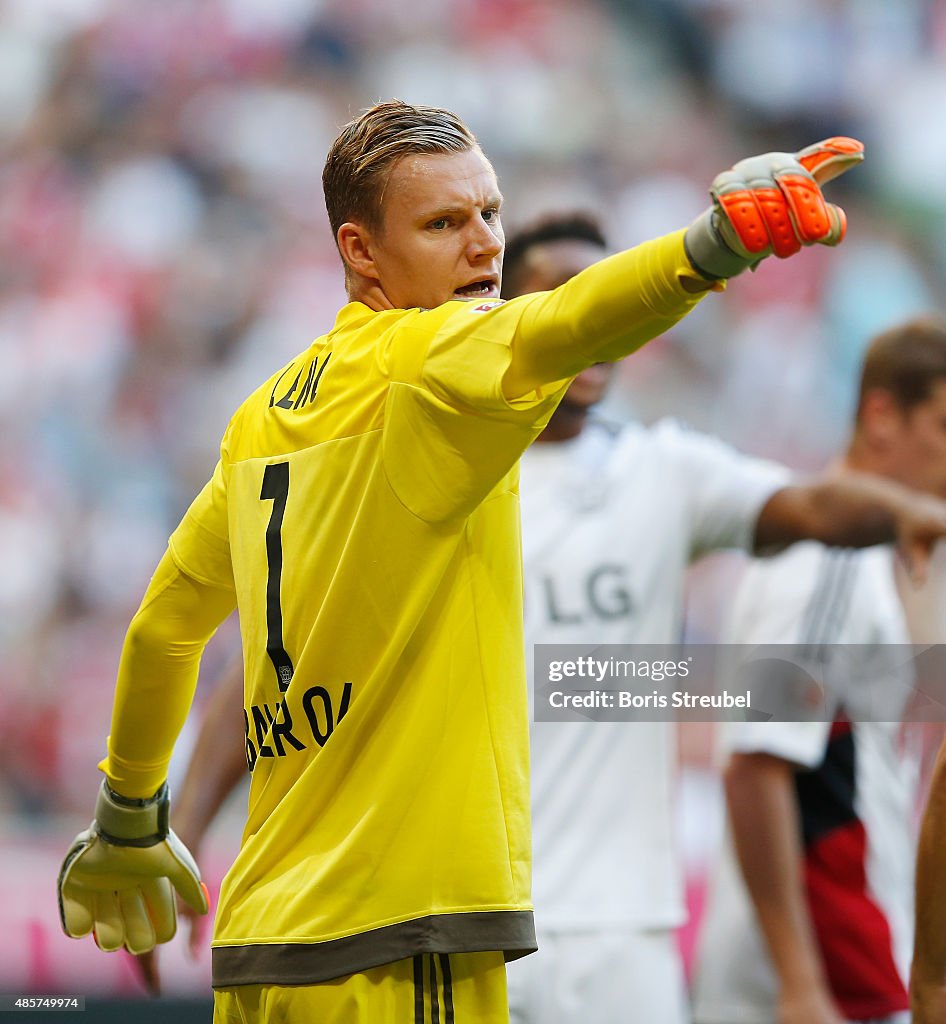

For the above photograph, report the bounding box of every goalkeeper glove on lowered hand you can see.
[684,136,865,281]
[58,780,209,955]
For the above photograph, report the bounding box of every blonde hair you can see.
[322,100,477,245]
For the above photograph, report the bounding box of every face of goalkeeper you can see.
[335,146,505,312]
[323,101,505,310]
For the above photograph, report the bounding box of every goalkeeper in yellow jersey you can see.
[57,100,887,1022]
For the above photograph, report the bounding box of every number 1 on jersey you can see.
[261,461,294,692]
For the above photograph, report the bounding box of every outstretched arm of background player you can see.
[911,737,946,1023]
[165,653,246,874]
[135,654,246,994]
[59,550,236,956]
[753,472,946,583]
[725,752,845,1024]
[501,138,863,398]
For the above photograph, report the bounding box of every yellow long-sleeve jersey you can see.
[99,230,710,986]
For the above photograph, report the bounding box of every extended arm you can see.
[725,752,844,1024]
[911,736,946,1023]
[754,473,946,581]
[500,230,711,398]
[502,138,863,398]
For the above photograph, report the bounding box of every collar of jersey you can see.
[334,302,381,330]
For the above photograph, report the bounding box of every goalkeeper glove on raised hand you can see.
[58,780,209,955]
[684,136,864,280]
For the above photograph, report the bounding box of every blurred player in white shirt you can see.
[505,215,785,1024]
[693,318,946,1024]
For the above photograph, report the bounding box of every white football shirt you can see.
[520,418,787,929]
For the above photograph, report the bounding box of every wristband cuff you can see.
[94,780,170,847]
[683,208,752,281]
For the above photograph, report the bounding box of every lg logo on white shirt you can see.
[539,564,633,623]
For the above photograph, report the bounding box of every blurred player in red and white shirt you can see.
[693,318,946,1024]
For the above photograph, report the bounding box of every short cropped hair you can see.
[322,100,477,245]
[501,213,608,299]
[856,317,946,419]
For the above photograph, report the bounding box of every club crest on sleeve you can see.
[469,299,505,314]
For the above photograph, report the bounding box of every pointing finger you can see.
[795,137,864,186]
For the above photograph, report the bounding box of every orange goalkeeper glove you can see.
[684,136,864,280]
[58,781,209,955]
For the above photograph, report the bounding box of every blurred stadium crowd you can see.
[2,0,946,994]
